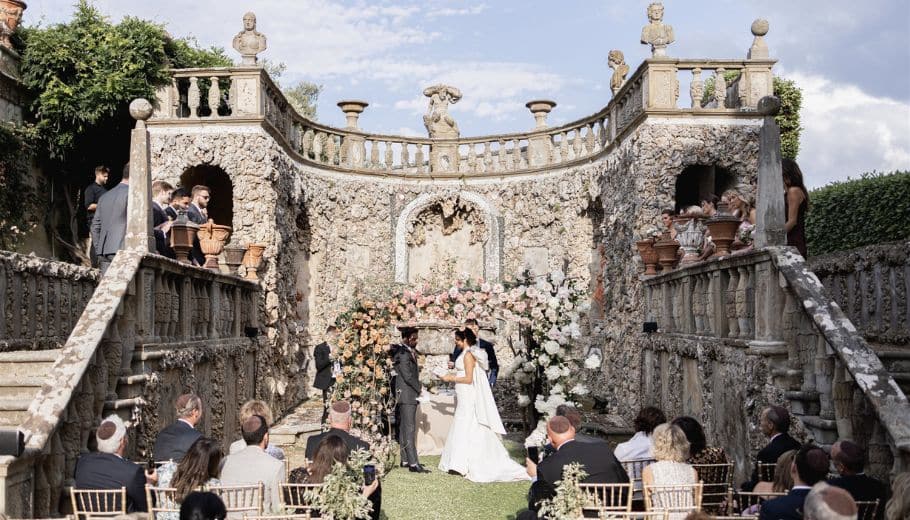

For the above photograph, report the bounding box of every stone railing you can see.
[0,251,98,351]
[641,247,910,481]
[809,241,910,347]
[150,56,773,177]
[0,251,260,518]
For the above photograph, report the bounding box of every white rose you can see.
[545,365,562,381]
[551,383,564,395]
[517,395,531,407]
[538,353,551,365]
[584,355,601,369]
[543,341,560,355]
[570,383,589,396]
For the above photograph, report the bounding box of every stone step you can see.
[0,384,42,401]
[0,349,61,378]
[0,409,29,426]
[0,349,61,362]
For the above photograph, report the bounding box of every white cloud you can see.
[786,72,910,188]
[426,4,488,18]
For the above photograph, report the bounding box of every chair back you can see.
[691,463,733,512]
[855,499,879,520]
[243,515,320,520]
[280,483,323,513]
[621,458,656,490]
[724,487,787,515]
[578,482,633,514]
[146,486,182,520]
[643,482,703,515]
[70,487,127,519]
[593,511,669,519]
[755,462,776,482]
[207,483,264,516]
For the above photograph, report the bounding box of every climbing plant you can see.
[0,124,37,249]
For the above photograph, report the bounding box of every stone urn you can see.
[653,231,680,271]
[223,246,246,276]
[706,202,741,257]
[170,220,199,265]
[673,215,706,265]
[197,219,233,271]
[635,238,659,275]
[0,0,26,48]
[242,244,266,281]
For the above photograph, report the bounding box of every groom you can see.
[390,327,429,473]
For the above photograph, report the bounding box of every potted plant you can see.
[196,219,233,271]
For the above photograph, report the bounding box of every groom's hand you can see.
[525,458,537,478]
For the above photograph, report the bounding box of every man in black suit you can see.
[464,319,499,386]
[186,185,210,265]
[390,327,427,473]
[74,414,157,512]
[90,164,130,274]
[166,187,191,221]
[153,393,204,463]
[743,405,802,490]
[83,165,109,268]
[760,444,829,520]
[828,440,888,518]
[521,416,629,520]
[152,180,176,259]
[313,325,340,424]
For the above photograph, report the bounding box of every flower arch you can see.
[330,270,591,446]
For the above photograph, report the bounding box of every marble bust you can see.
[640,2,675,57]
[232,12,267,65]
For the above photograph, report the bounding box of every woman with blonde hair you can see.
[885,472,910,520]
[642,423,699,518]
[228,399,285,460]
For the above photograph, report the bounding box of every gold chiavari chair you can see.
[280,483,323,514]
[70,487,127,520]
[594,511,670,520]
[621,457,656,502]
[755,462,776,482]
[578,482,633,515]
[643,482,703,516]
[691,462,734,513]
[146,486,182,520]
[207,483,264,517]
[855,499,880,520]
[724,487,787,516]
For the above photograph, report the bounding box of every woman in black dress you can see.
[782,158,809,257]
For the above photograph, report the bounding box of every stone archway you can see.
[674,164,737,211]
[180,165,234,227]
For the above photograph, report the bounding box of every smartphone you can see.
[526,446,540,463]
[363,464,376,485]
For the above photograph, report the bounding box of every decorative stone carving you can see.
[640,2,675,57]
[406,194,488,247]
[0,0,25,49]
[714,68,728,108]
[690,68,704,109]
[608,50,630,95]
[748,19,770,59]
[232,12,267,66]
[422,84,461,138]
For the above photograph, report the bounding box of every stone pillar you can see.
[753,96,786,248]
[644,60,679,109]
[526,100,556,167]
[337,100,368,168]
[124,98,155,253]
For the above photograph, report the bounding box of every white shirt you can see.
[614,431,653,461]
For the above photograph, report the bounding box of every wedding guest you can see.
[83,165,109,267]
[828,440,887,518]
[187,185,210,265]
[671,416,727,465]
[157,437,223,520]
[220,415,285,513]
[782,158,810,257]
[90,163,129,274]
[752,449,796,496]
[228,400,285,460]
[289,435,379,519]
[152,180,176,259]
[465,318,498,386]
[615,406,666,462]
[743,405,801,491]
[556,404,602,444]
[179,492,226,520]
[700,195,719,218]
[760,444,830,520]
[313,325,341,423]
[724,190,757,224]
[641,423,698,518]
[304,400,369,460]
[167,188,191,220]
[804,482,858,520]
[389,327,426,473]
[154,393,204,463]
[660,209,677,239]
[884,472,910,520]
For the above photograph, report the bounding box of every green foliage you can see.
[165,36,232,69]
[806,171,910,256]
[537,462,588,520]
[0,125,37,249]
[304,460,373,520]
[262,59,322,120]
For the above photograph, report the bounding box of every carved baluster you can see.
[691,275,703,334]
[338,135,349,165]
[414,144,425,173]
[558,132,569,162]
[495,140,506,171]
[401,143,410,168]
[481,141,493,172]
[369,140,380,168]
[510,139,521,170]
[503,140,514,171]
[312,132,325,162]
[573,128,583,158]
[326,134,338,165]
[714,68,727,108]
[384,141,394,168]
[357,139,367,168]
[736,266,753,338]
[207,76,221,117]
[467,144,478,172]
[301,129,313,159]
[690,68,704,109]
[599,118,608,149]
[187,77,200,118]
[585,124,595,155]
[726,267,740,338]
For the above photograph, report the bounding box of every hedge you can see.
[806,171,910,256]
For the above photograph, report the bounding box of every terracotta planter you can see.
[170,221,199,265]
[636,238,659,275]
[706,216,741,257]
[653,231,680,271]
[196,219,233,271]
[223,246,246,276]
[0,0,26,48]
[242,244,266,281]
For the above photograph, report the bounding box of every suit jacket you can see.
[185,204,207,265]
[153,420,202,462]
[313,342,334,391]
[759,487,810,520]
[305,428,370,460]
[152,204,175,259]
[391,344,420,405]
[529,439,629,513]
[220,445,286,513]
[74,452,148,512]
[478,338,499,371]
[90,183,129,256]
[164,205,179,221]
[744,432,801,490]
[829,474,888,519]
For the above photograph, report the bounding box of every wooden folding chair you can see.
[643,482,703,516]
[724,487,787,516]
[855,499,880,520]
[579,482,633,515]
[70,487,127,520]
[207,483,264,517]
[691,462,733,513]
[146,486,182,520]
[280,483,323,514]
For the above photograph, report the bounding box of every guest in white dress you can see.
[642,423,699,519]
[615,406,667,461]
[437,328,529,482]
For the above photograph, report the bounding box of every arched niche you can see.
[674,165,736,212]
[394,191,501,284]
[180,165,234,227]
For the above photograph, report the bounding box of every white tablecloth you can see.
[416,392,456,456]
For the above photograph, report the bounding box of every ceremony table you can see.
[416,391,456,456]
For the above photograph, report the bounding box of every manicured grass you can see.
[379,439,530,520]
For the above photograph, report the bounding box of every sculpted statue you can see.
[232,12,267,65]
[0,2,25,49]
[640,2,675,57]
[422,84,462,138]
[608,50,630,95]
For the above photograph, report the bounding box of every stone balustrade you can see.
[0,251,98,351]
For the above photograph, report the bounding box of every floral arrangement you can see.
[303,456,373,520]
[738,222,754,245]
[537,462,589,520]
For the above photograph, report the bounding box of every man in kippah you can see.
[74,414,157,512]
[153,393,204,462]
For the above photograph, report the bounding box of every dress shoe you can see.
[399,462,410,468]
[409,464,430,473]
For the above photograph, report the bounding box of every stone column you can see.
[337,100,368,168]
[644,60,679,109]
[753,96,786,248]
[526,100,556,167]
[124,98,155,253]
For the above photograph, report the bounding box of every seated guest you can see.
[289,436,380,518]
[641,423,698,518]
[760,444,830,520]
[557,404,602,444]
[804,482,858,520]
[157,438,223,520]
[884,472,909,520]
[74,414,157,512]
[228,400,285,460]
[743,405,801,491]
[671,416,727,465]
[615,406,666,462]
[180,491,226,520]
[154,393,204,463]
[828,440,887,518]
[521,416,629,519]
[220,415,285,513]
[752,449,797,496]
[305,400,369,460]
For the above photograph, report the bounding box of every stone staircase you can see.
[0,350,61,427]
[879,350,910,396]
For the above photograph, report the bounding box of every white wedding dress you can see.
[438,347,530,482]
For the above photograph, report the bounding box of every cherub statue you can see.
[607,50,630,95]
[640,2,675,57]
[232,12,267,65]
[422,84,462,138]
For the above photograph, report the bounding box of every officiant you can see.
[450,319,499,387]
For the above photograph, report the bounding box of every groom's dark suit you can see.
[391,343,421,467]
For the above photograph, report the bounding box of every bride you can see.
[437,328,530,482]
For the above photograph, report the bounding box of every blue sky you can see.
[24,0,910,188]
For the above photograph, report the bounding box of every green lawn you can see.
[379,440,530,520]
